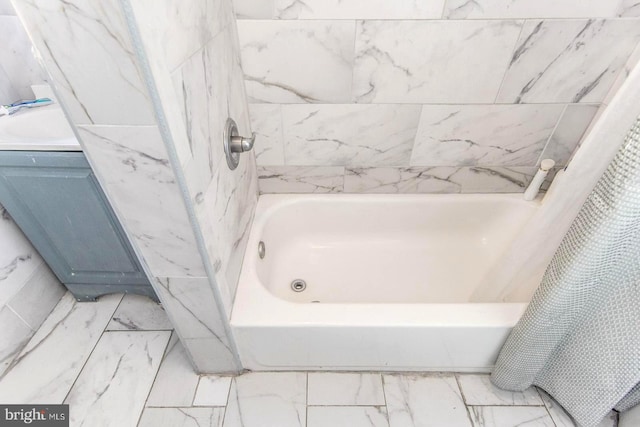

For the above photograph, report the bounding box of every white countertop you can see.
[0,104,82,151]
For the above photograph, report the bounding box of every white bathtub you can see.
[231,194,538,371]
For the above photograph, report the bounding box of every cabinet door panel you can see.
[0,152,149,288]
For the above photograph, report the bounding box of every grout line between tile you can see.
[137,330,175,426]
[61,294,125,404]
[536,103,569,166]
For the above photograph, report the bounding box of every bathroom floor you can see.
[0,293,618,427]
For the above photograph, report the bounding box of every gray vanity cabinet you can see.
[0,151,157,302]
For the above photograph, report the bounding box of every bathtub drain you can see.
[291,279,307,292]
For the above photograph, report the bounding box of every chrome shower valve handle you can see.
[224,117,256,170]
[230,132,256,153]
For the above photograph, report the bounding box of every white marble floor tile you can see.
[539,389,617,427]
[106,293,173,331]
[139,407,225,427]
[193,375,232,407]
[146,333,200,407]
[307,406,389,427]
[468,406,555,427]
[308,373,385,406]
[457,375,543,406]
[0,293,122,404]
[383,374,471,427]
[0,306,33,378]
[223,372,306,427]
[64,330,170,427]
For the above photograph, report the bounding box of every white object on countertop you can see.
[524,159,556,201]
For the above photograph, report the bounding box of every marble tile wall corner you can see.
[496,19,640,104]
[183,336,241,374]
[153,276,239,372]
[128,0,232,73]
[443,0,622,19]
[282,104,421,166]
[11,0,156,125]
[352,20,523,103]
[410,104,564,167]
[539,104,600,166]
[163,17,258,309]
[258,166,344,193]
[237,20,355,103]
[273,0,446,19]
[194,153,258,309]
[77,125,206,278]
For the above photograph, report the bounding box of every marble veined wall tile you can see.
[444,0,621,19]
[283,104,421,166]
[0,16,46,99]
[195,153,258,310]
[353,20,523,103]
[258,166,344,193]
[237,20,355,103]
[411,104,564,167]
[345,167,462,194]
[77,125,206,278]
[604,41,640,105]
[345,166,539,194]
[249,104,284,165]
[541,104,599,166]
[274,0,445,19]
[128,0,231,73]
[233,0,274,18]
[154,277,239,372]
[12,0,155,125]
[169,21,258,309]
[171,22,253,197]
[497,19,640,104]
[619,0,640,17]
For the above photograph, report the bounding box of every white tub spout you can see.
[524,159,556,201]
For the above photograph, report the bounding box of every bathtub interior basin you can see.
[254,194,537,304]
[231,193,538,371]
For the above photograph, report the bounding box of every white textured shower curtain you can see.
[491,117,640,427]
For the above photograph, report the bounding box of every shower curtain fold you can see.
[491,117,640,427]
